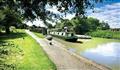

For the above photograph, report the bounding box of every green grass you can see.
[88,30,120,39]
[33,32,45,38]
[54,37,120,53]
[0,29,56,70]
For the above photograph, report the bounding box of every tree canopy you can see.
[0,0,103,20]
[0,0,103,33]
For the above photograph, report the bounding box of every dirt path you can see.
[25,30,110,70]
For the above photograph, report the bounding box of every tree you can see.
[55,19,73,32]
[0,0,103,20]
[71,17,89,34]
[100,21,110,30]
[47,23,53,29]
[87,17,100,31]
[0,8,22,34]
[55,17,110,35]
[55,17,89,34]
[0,0,103,33]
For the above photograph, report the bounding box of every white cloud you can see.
[89,3,120,28]
[46,3,120,28]
[46,5,75,20]
[63,13,75,20]
[26,21,33,26]
[46,6,61,14]
[26,19,47,27]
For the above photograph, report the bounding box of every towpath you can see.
[25,30,110,70]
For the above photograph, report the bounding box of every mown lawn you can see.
[0,29,56,70]
[54,37,120,53]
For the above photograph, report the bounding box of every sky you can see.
[88,0,120,28]
[26,0,120,28]
[25,19,47,27]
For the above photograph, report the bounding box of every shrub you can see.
[0,41,23,70]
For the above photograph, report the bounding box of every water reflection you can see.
[80,42,120,70]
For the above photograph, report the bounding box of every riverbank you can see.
[54,37,120,52]
[88,30,120,39]
[54,37,120,70]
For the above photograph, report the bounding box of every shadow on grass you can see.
[0,32,27,40]
[0,31,25,70]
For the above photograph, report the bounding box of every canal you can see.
[80,42,120,70]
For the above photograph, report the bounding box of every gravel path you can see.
[25,30,110,70]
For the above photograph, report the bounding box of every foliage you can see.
[71,17,90,34]
[56,19,73,32]
[0,8,22,34]
[47,23,54,29]
[55,17,110,34]
[0,25,4,32]
[29,25,47,35]
[86,17,100,31]
[87,30,120,39]
[0,41,23,70]
[0,0,103,33]
[16,24,28,29]
[0,0,102,20]
[99,21,110,30]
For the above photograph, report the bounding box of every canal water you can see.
[80,42,120,70]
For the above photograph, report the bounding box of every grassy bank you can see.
[33,32,45,38]
[88,30,120,39]
[54,37,120,53]
[0,29,56,70]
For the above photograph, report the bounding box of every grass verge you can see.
[0,29,56,70]
[88,30,120,39]
[33,32,45,38]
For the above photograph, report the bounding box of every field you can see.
[0,29,56,70]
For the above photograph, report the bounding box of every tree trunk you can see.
[5,26,10,34]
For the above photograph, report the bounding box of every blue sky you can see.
[26,0,120,28]
[88,0,120,28]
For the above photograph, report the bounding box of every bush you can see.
[0,41,23,70]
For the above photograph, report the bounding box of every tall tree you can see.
[87,17,100,31]
[71,17,89,34]
[0,8,22,34]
